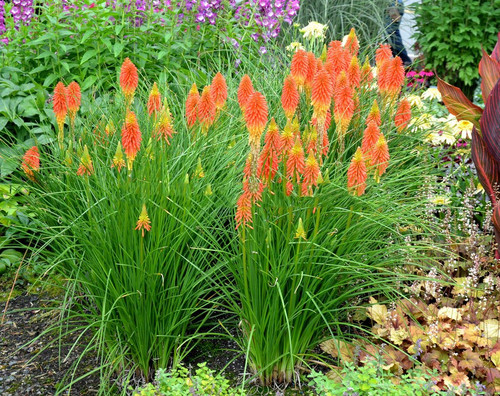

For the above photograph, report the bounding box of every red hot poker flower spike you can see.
[258,118,282,181]
[378,56,405,99]
[185,83,200,128]
[120,58,138,105]
[394,98,412,132]
[21,146,40,181]
[147,82,162,116]
[235,191,253,229]
[77,145,94,177]
[290,49,308,87]
[53,82,67,133]
[211,72,228,110]
[198,86,216,133]
[361,121,381,156]
[121,111,142,169]
[281,75,300,120]
[238,74,254,112]
[67,81,81,123]
[370,134,390,182]
[135,204,152,237]
[244,91,268,145]
[375,44,392,68]
[286,136,305,182]
[347,147,367,196]
[344,28,359,56]
[366,100,381,126]
[311,66,334,118]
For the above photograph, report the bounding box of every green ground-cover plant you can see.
[413,0,500,99]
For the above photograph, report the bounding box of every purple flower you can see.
[259,46,267,54]
[0,0,6,37]
[11,0,34,28]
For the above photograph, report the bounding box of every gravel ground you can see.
[0,293,100,395]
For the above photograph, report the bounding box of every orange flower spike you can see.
[361,121,381,155]
[286,136,305,181]
[311,66,334,118]
[147,82,162,117]
[281,119,294,155]
[198,86,216,133]
[237,74,254,112]
[121,111,142,170]
[334,71,354,137]
[281,75,300,120]
[185,83,200,128]
[77,145,94,176]
[302,153,320,196]
[290,49,308,88]
[119,58,138,106]
[66,81,81,124]
[235,191,253,229]
[53,82,67,136]
[135,204,152,237]
[21,146,40,181]
[258,118,282,180]
[111,142,126,172]
[211,72,228,110]
[395,98,412,132]
[322,127,330,156]
[155,100,176,144]
[378,56,405,99]
[305,51,318,93]
[244,91,268,145]
[375,44,392,68]
[326,40,342,63]
[366,100,381,126]
[370,134,390,182]
[344,28,359,56]
[347,56,361,89]
[360,57,373,85]
[347,147,367,196]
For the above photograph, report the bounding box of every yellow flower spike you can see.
[135,204,151,237]
[112,142,126,172]
[65,149,73,166]
[184,173,190,185]
[77,145,94,176]
[295,218,307,240]
[195,158,205,178]
[204,184,213,196]
[317,171,324,184]
[105,120,116,136]
[320,44,327,62]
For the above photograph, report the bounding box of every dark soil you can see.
[0,293,100,395]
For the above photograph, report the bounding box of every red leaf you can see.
[471,127,500,206]
[481,79,500,165]
[479,48,500,101]
[437,77,483,129]
[491,32,500,63]
[486,367,500,383]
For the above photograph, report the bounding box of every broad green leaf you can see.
[81,29,94,44]
[114,42,125,58]
[43,73,59,88]
[80,49,98,65]
[81,75,98,91]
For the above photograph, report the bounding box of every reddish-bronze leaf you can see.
[437,77,483,129]
[481,79,500,165]
[479,48,500,101]
[458,350,483,371]
[491,32,500,63]
[471,127,500,206]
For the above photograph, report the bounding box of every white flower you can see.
[341,34,349,47]
[406,95,423,108]
[421,87,442,101]
[286,41,305,52]
[456,120,473,139]
[300,21,328,41]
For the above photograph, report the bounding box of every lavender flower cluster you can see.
[11,0,34,27]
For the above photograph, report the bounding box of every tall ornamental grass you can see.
[16,31,440,392]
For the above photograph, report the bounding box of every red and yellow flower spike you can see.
[360,57,373,85]
[147,82,162,117]
[258,118,282,181]
[281,74,299,120]
[237,74,254,112]
[344,28,359,56]
[121,111,142,170]
[286,136,305,182]
[111,142,126,172]
[211,72,228,111]
[21,146,40,181]
[311,66,334,118]
[198,85,216,133]
[119,58,138,107]
[304,51,318,97]
[135,204,152,237]
[378,56,405,99]
[77,145,94,177]
[347,147,367,196]
[375,44,392,68]
[244,91,268,146]
[154,99,176,144]
[347,56,360,89]
[394,98,412,132]
[53,82,67,147]
[185,83,200,128]
[361,121,381,156]
[301,152,320,196]
[334,71,354,146]
[281,119,294,155]
[294,218,307,240]
[235,191,253,230]
[370,134,390,183]
[366,100,381,126]
[290,49,308,88]
[67,81,81,127]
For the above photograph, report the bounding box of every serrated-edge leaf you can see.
[437,77,483,129]
[479,48,500,102]
[481,79,500,165]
